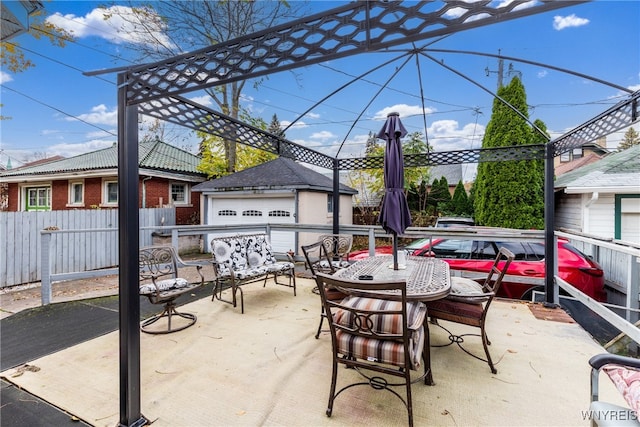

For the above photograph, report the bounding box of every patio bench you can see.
[589,353,640,426]
[210,233,296,313]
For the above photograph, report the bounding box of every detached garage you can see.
[193,157,357,253]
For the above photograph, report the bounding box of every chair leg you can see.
[315,307,326,339]
[140,300,197,334]
[405,369,414,427]
[326,358,339,417]
[481,326,497,374]
[423,320,434,385]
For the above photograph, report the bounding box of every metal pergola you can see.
[112,2,639,425]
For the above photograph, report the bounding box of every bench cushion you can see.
[265,261,295,274]
[246,234,278,264]
[603,365,640,415]
[212,238,247,275]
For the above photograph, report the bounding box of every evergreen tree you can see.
[473,76,545,229]
[268,113,285,138]
[429,177,451,216]
[619,127,640,150]
[450,180,472,216]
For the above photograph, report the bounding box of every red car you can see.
[348,237,606,302]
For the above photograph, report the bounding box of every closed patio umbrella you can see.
[377,112,411,270]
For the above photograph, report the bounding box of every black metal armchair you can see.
[138,245,205,334]
[426,246,514,373]
[314,272,429,427]
[302,241,347,339]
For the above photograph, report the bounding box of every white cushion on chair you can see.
[448,277,488,303]
[139,277,190,295]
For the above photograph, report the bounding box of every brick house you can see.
[0,140,207,224]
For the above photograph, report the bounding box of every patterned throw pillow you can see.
[603,365,640,415]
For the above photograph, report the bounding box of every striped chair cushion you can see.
[335,326,424,370]
[333,296,426,370]
[335,296,426,335]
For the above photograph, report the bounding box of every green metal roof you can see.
[0,140,205,178]
[554,144,640,190]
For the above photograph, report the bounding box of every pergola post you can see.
[117,72,146,427]
[332,158,340,234]
[544,141,559,307]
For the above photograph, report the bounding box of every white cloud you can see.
[280,120,308,129]
[189,95,213,107]
[537,70,548,79]
[46,6,175,48]
[310,130,335,140]
[46,140,115,158]
[373,104,435,121]
[0,71,12,84]
[306,112,321,119]
[628,83,640,92]
[427,119,485,152]
[553,14,589,31]
[66,104,118,126]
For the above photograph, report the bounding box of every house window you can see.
[170,183,189,205]
[103,180,118,205]
[327,194,334,213]
[68,181,84,206]
[572,147,583,159]
[243,210,262,217]
[26,186,51,211]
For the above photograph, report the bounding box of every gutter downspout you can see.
[142,176,152,208]
[586,192,599,207]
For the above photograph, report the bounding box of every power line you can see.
[0,84,117,136]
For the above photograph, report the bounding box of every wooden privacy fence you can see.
[0,208,175,288]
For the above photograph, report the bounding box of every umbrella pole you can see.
[393,233,398,270]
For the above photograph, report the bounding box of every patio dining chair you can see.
[318,234,353,267]
[314,272,429,427]
[426,246,514,374]
[138,245,205,334]
[302,241,348,339]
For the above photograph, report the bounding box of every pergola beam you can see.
[125,0,584,104]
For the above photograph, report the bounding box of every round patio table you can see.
[333,255,451,301]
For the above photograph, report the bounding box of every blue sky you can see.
[1,0,639,174]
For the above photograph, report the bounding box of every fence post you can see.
[40,231,52,305]
[368,228,376,256]
[627,255,640,324]
[171,228,179,251]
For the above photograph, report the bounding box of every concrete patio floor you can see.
[0,276,628,426]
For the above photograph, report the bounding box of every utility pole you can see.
[485,49,504,90]
[486,50,522,89]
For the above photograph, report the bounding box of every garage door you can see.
[208,196,296,253]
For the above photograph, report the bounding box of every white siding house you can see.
[555,145,640,244]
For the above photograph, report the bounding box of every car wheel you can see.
[520,286,545,302]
